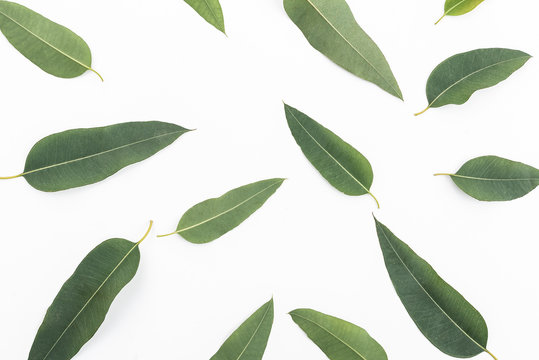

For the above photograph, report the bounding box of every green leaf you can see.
[0,0,101,79]
[290,308,387,360]
[436,155,539,201]
[158,178,284,243]
[436,0,485,24]
[29,221,153,360]
[211,298,274,360]
[415,48,531,115]
[284,104,378,207]
[0,121,191,192]
[374,217,496,359]
[184,0,226,34]
[283,0,402,99]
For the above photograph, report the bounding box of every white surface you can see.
[0,0,537,359]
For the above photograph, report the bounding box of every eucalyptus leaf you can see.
[374,217,496,359]
[159,178,284,243]
[436,0,485,24]
[284,104,378,207]
[0,121,191,192]
[290,308,387,360]
[29,222,153,360]
[184,0,225,34]
[415,48,531,115]
[436,155,539,201]
[211,298,274,360]
[283,0,402,99]
[0,0,101,79]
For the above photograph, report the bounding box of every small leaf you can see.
[0,121,191,192]
[159,178,284,243]
[211,298,274,360]
[374,217,496,359]
[184,0,226,34]
[0,0,101,79]
[436,0,485,24]
[290,308,387,360]
[435,155,539,201]
[415,48,531,115]
[283,0,402,99]
[284,104,378,207]
[29,221,153,360]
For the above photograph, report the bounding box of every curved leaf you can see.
[159,178,284,243]
[416,48,531,115]
[284,104,378,207]
[0,121,191,192]
[374,217,495,359]
[184,0,225,34]
[290,308,387,360]
[211,298,274,360]
[0,0,101,79]
[283,0,402,99]
[436,155,539,201]
[29,222,153,360]
[436,0,485,24]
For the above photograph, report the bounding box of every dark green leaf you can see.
[29,222,153,360]
[436,155,539,201]
[284,104,378,207]
[1,121,191,192]
[211,298,274,360]
[416,48,531,115]
[184,0,226,34]
[283,0,402,99]
[374,217,496,359]
[159,178,284,243]
[436,0,485,24]
[0,0,101,79]
[290,308,387,360]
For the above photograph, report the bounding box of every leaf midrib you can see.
[0,6,91,71]
[23,130,186,177]
[41,242,139,360]
[301,0,400,97]
[291,312,367,360]
[201,0,219,25]
[376,222,486,354]
[233,302,272,360]
[451,173,539,182]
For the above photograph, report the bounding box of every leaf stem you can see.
[414,106,430,116]
[156,229,179,238]
[89,67,104,82]
[137,220,154,245]
[0,173,23,180]
[435,13,447,25]
[485,349,498,360]
[369,192,380,209]
[433,173,453,177]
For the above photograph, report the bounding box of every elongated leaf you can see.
[290,308,387,360]
[416,48,531,115]
[436,0,485,24]
[184,0,225,34]
[0,121,190,192]
[211,298,274,360]
[284,104,378,207]
[0,1,101,79]
[284,0,402,99]
[436,155,539,201]
[374,217,496,359]
[29,222,153,360]
[159,178,284,243]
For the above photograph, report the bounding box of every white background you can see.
[0,0,537,359]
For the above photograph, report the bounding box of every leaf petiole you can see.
[137,221,154,245]
[435,13,447,25]
[414,106,430,116]
[0,173,23,180]
[485,349,498,360]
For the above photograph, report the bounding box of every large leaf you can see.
[158,178,284,243]
[284,104,378,207]
[283,0,402,99]
[211,298,274,360]
[374,217,496,359]
[0,121,191,192]
[436,155,539,201]
[436,0,485,24]
[415,48,531,115]
[29,221,153,360]
[184,0,226,34]
[290,308,387,360]
[0,0,101,79]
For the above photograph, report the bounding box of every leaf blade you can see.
[283,0,402,99]
[184,0,226,34]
